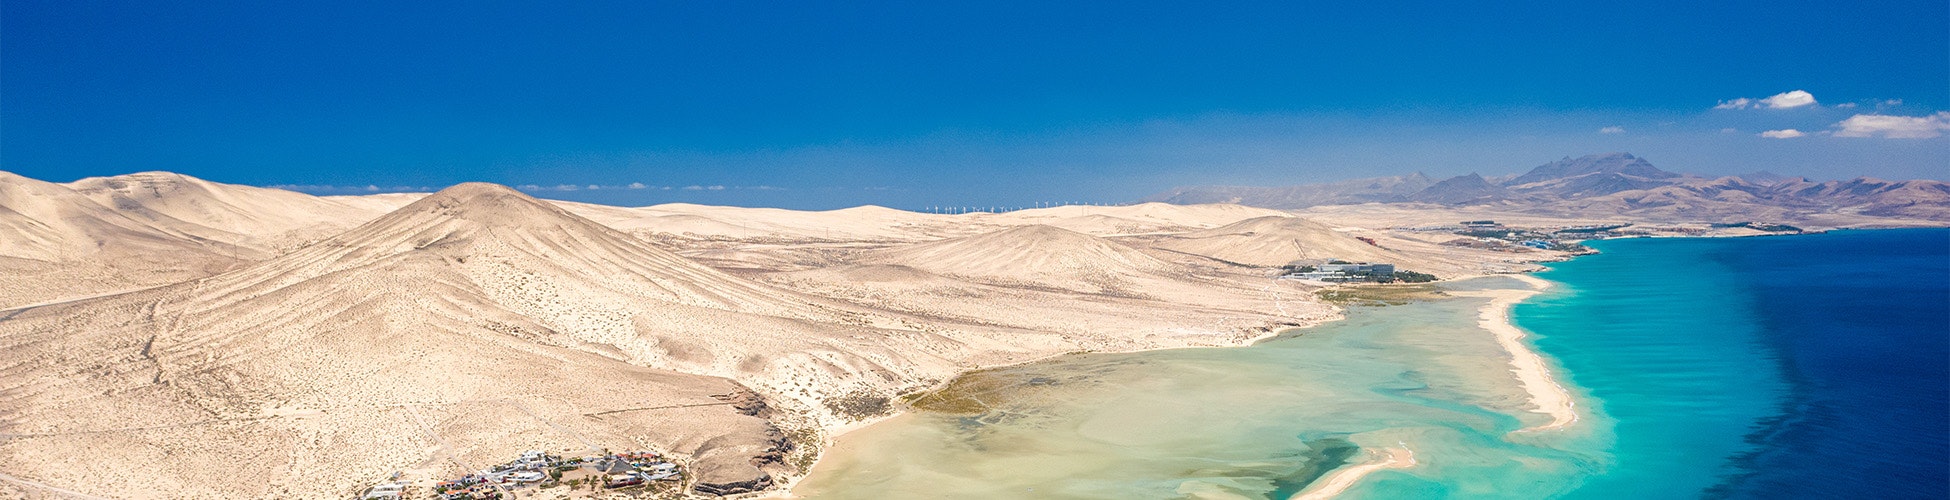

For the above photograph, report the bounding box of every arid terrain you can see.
[1,166,1943,499]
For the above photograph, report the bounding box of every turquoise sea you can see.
[796,229,1949,499]
[1519,229,1949,498]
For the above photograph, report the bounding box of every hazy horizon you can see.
[4,2,1945,210]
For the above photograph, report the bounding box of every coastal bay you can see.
[790,276,1599,499]
[792,229,1949,499]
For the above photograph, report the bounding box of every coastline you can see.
[1288,446,1417,500]
[775,273,1582,498]
[1457,274,1580,432]
[1273,274,1576,499]
[765,319,1328,498]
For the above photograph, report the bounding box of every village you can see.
[360,450,684,500]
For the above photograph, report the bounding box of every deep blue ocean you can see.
[1516,229,1949,498]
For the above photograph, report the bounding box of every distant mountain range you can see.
[1143,153,1950,222]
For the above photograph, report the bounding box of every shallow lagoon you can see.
[796,277,1609,499]
[796,229,1949,499]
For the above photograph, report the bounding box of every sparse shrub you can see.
[823,390,892,420]
[1392,270,1437,283]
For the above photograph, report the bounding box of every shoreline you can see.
[763,319,1327,499]
[1460,274,1580,432]
[774,273,1576,498]
[1289,446,1417,500]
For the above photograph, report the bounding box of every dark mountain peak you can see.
[1408,173,1510,205]
[1504,153,1680,187]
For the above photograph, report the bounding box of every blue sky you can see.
[3,1,1945,209]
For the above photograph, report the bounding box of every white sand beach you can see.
[1457,274,1580,432]
[1289,446,1417,500]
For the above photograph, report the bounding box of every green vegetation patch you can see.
[900,370,1031,415]
[1390,270,1438,283]
[823,390,893,420]
[1316,284,1449,306]
[784,427,823,472]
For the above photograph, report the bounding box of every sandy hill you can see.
[320,192,428,213]
[623,203,952,241]
[1141,174,1436,208]
[1038,213,1179,235]
[1149,216,1403,268]
[63,171,392,250]
[869,225,1180,294]
[991,202,1292,230]
[557,200,782,240]
[0,171,430,308]
[0,183,1022,498]
[0,171,260,308]
[0,171,233,262]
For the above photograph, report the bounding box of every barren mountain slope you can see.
[64,171,397,251]
[1141,174,1436,208]
[614,203,957,242]
[0,172,434,309]
[0,172,253,308]
[1148,216,1405,268]
[0,183,1032,498]
[1141,153,1950,226]
[991,202,1293,230]
[1034,213,1180,235]
[869,225,1178,295]
[0,184,874,497]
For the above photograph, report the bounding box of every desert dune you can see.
[0,173,1587,498]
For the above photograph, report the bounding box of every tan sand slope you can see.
[593,203,956,242]
[0,172,1582,499]
[990,202,1292,231]
[0,171,422,309]
[0,172,258,308]
[1149,216,1404,267]
[0,183,827,498]
[0,171,242,262]
[64,171,395,251]
[3,183,1185,498]
[869,225,1179,294]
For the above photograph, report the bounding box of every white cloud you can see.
[683,185,704,190]
[1832,112,1950,139]
[1835,102,1857,109]
[1760,90,1816,109]
[1599,126,1625,134]
[628,182,647,189]
[1713,98,1755,110]
[1714,90,1817,110]
[1759,129,1806,139]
